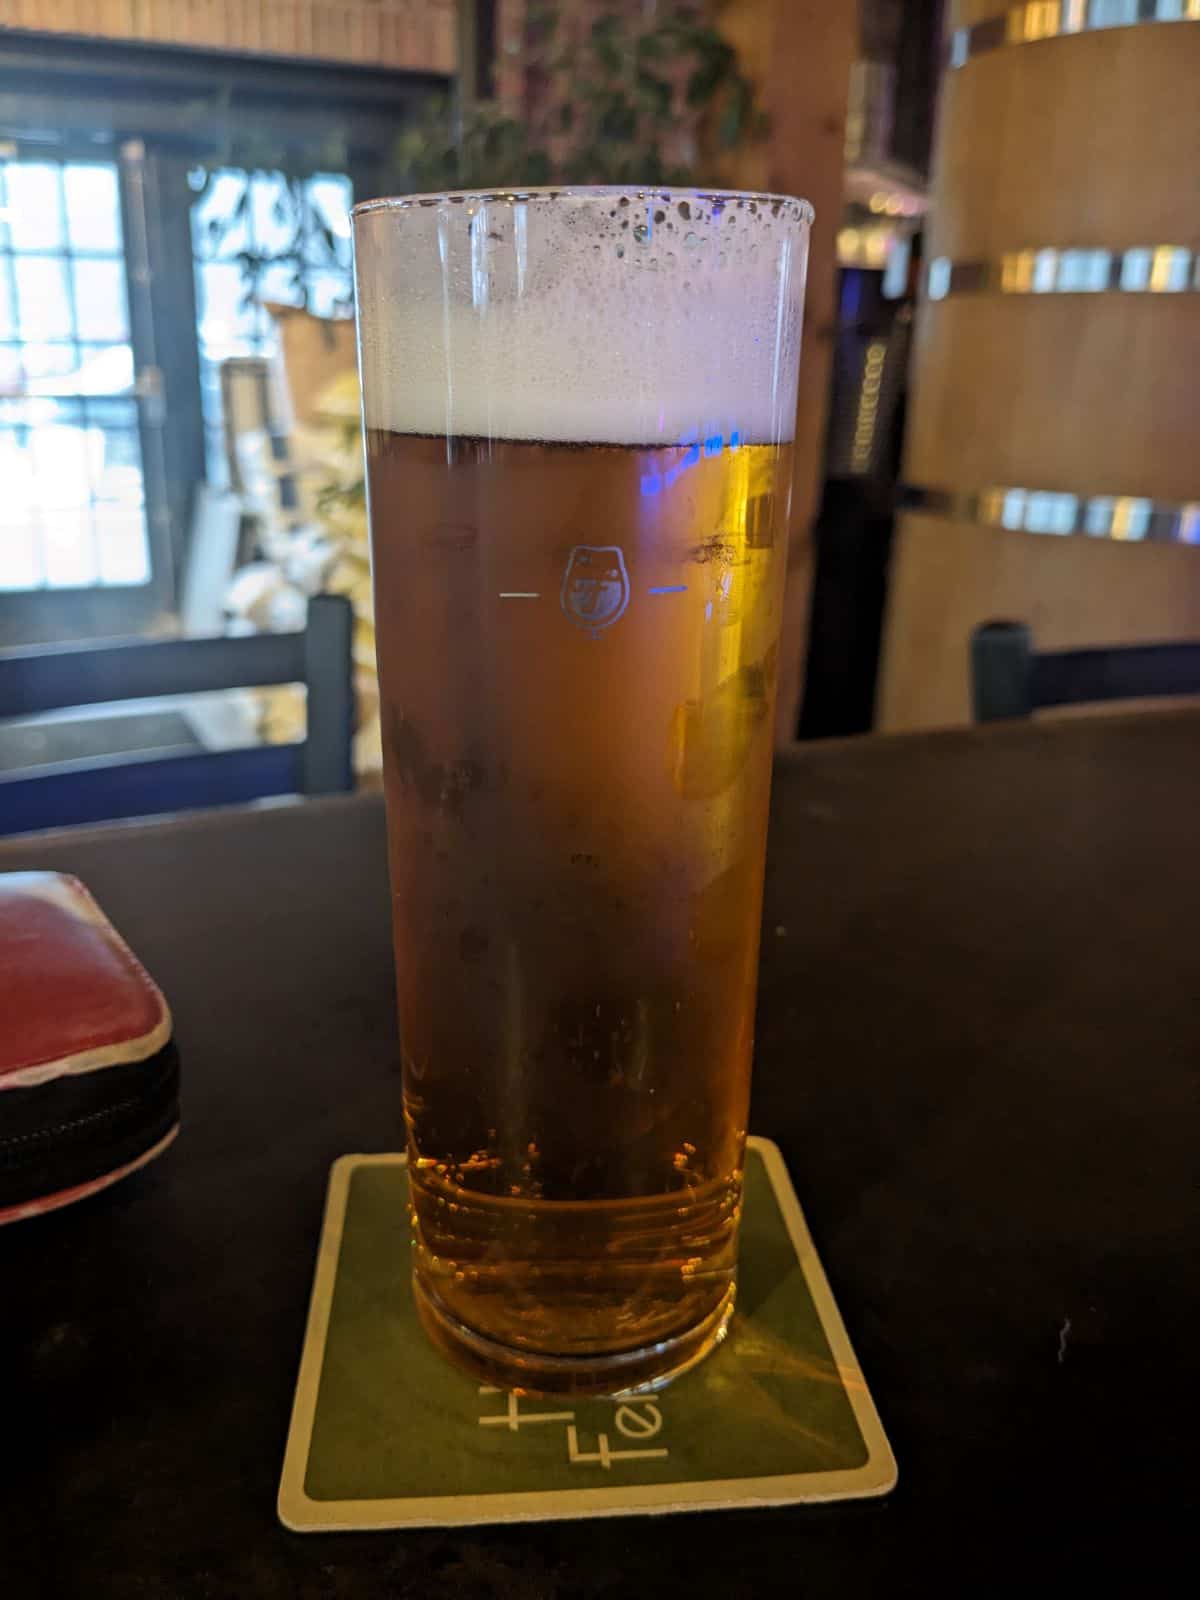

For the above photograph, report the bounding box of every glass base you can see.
[413,1272,736,1398]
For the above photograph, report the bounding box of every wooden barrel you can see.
[878,1,1200,729]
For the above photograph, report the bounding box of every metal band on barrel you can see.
[948,1,1200,70]
[926,246,1200,299]
[904,485,1200,544]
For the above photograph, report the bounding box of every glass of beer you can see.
[353,187,810,1394]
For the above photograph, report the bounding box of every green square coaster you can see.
[278,1137,896,1529]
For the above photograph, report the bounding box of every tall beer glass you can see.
[353,188,810,1394]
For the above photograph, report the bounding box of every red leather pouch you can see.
[0,871,179,1224]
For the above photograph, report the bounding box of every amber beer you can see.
[354,189,810,1394]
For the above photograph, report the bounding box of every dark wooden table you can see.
[2,713,1195,1596]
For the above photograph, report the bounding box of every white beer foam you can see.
[354,191,810,448]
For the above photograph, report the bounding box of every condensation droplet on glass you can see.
[683,231,703,250]
[616,245,625,259]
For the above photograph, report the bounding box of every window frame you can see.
[0,135,176,643]
[0,31,445,645]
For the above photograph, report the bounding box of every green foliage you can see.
[390,98,553,193]
[189,165,351,317]
[191,3,766,320]
[388,1,768,195]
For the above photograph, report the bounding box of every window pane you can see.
[45,397,86,428]
[191,169,250,262]
[0,398,149,592]
[42,508,97,588]
[20,343,77,381]
[0,427,35,511]
[0,422,150,592]
[196,259,261,357]
[0,156,151,592]
[15,257,72,339]
[0,522,41,591]
[4,162,64,251]
[0,422,43,589]
[31,422,91,511]
[74,343,136,395]
[96,504,150,585]
[259,261,303,308]
[305,174,353,267]
[64,163,121,254]
[306,270,352,320]
[72,258,129,340]
[191,163,353,489]
[92,427,145,505]
[251,172,296,257]
[10,343,135,394]
[85,395,139,429]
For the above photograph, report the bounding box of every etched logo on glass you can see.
[560,545,630,634]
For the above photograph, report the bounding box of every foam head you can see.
[353,188,811,449]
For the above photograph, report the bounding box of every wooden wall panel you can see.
[879,11,1200,731]
[0,0,458,71]
[906,298,1200,504]
[881,513,1200,728]
[932,28,1200,260]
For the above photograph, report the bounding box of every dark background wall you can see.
[862,0,943,172]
